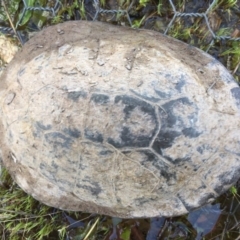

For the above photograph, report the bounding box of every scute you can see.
[109,94,158,148]
[0,21,240,218]
[152,97,201,163]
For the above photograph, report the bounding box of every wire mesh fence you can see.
[1,0,240,41]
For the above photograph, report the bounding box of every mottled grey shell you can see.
[0,21,240,218]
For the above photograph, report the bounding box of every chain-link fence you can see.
[1,0,240,42]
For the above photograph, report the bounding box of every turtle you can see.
[0,21,240,218]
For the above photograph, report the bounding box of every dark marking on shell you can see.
[119,126,150,147]
[56,179,74,191]
[17,67,25,76]
[44,132,73,149]
[182,127,201,138]
[91,93,109,104]
[106,95,159,148]
[154,89,171,99]
[99,150,113,155]
[107,125,154,148]
[135,150,172,177]
[175,76,186,92]
[152,130,181,154]
[36,121,52,131]
[197,146,204,154]
[196,144,215,156]
[160,168,177,183]
[79,156,87,170]
[76,177,102,196]
[173,157,191,165]
[130,89,160,102]
[212,168,240,195]
[8,130,13,140]
[34,122,52,138]
[67,91,87,101]
[40,160,76,191]
[231,87,240,106]
[84,129,103,143]
[40,162,57,181]
[34,54,44,61]
[115,95,155,118]
[160,97,195,128]
[135,197,151,206]
[152,97,199,157]
[63,127,81,138]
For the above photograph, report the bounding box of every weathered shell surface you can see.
[0,21,240,218]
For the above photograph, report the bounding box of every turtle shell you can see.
[0,21,240,218]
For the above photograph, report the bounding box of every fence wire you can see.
[0,0,240,42]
